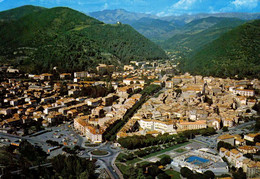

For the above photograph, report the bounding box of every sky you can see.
[0,0,259,16]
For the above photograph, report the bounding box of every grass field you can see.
[137,161,150,167]
[85,143,99,147]
[143,142,190,159]
[126,158,142,165]
[158,154,170,159]
[175,148,186,153]
[91,150,108,155]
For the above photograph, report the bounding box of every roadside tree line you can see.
[103,84,162,141]
[118,127,216,150]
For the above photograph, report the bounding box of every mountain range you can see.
[89,9,260,25]
[0,6,259,79]
[88,9,157,24]
[0,5,167,73]
[89,9,260,79]
[89,9,260,41]
[160,17,246,54]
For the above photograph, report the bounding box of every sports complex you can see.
[171,148,229,175]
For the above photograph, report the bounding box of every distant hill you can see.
[161,17,245,54]
[0,6,167,73]
[0,5,45,22]
[89,9,157,24]
[130,17,181,41]
[89,9,187,41]
[89,10,260,41]
[179,20,260,79]
[160,12,260,24]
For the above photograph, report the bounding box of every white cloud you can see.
[172,0,199,10]
[102,3,109,10]
[0,0,4,2]
[208,6,217,13]
[231,0,258,9]
[156,11,166,16]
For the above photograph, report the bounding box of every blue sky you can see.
[0,0,259,16]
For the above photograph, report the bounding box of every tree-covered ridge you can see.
[77,24,167,62]
[131,17,179,41]
[0,6,167,73]
[180,20,260,79]
[0,7,103,48]
[161,17,245,54]
[0,5,45,22]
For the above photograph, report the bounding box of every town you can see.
[0,60,260,179]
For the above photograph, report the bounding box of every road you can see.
[83,142,122,179]
[0,124,122,179]
[1,117,256,178]
[11,163,52,175]
[194,120,256,149]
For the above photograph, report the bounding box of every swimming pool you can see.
[185,155,210,165]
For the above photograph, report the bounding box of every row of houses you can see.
[220,147,260,177]
[74,94,143,143]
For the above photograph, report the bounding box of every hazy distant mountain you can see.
[161,17,245,53]
[89,9,157,24]
[160,12,260,24]
[130,17,181,41]
[89,9,260,43]
[89,9,260,25]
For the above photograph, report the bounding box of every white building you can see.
[138,119,177,134]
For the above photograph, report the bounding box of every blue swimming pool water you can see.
[185,156,209,165]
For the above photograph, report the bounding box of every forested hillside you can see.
[0,6,167,73]
[179,20,260,79]
[161,17,245,54]
[0,5,45,22]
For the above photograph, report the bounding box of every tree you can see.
[51,155,96,178]
[222,126,229,132]
[254,119,260,131]
[204,95,213,105]
[130,168,145,179]
[147,165,160,177]
[161,71,166,76]
[157,173,170,179]
[233,167,246,179]
[204,170,215,179]
[243,153,253,160]
[217,141,235,151]
[252,103,260,113]
[180,167,193,178]
[175,88,182,96]
[79,171,90,179]
[254,134,260,143]
[19,140,48,163]
[160,155,172,166]
[219,174,231,178]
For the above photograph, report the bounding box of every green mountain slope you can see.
[0,5,45,22]
[180,20,260,79]
[131,17,180,41]
[161,17,245,54]
[0,6,167,73]
[183,17,230,32]
[0,7,103,48]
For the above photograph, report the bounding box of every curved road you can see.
[84,143,122,179]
